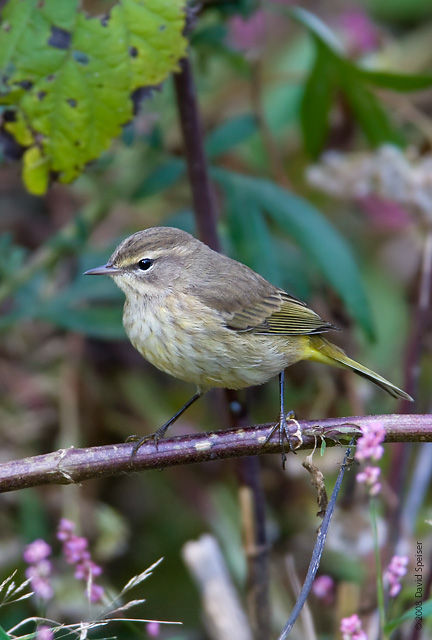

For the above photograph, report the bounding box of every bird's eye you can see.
[138,258,154,271]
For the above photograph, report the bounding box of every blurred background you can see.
[0,0,431,638]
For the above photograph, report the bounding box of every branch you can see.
[0,414,430,494]
[278,441,355,640]
[173,56,220,251]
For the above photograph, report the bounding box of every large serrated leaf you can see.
[0,0,187,194]
[213,168,374,338]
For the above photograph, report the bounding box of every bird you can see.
[85,226,413,456]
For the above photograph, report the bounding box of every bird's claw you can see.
[126,430,164,458]
[264,410,303,469]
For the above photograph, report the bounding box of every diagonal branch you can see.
[0,414,430,494]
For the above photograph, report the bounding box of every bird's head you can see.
[84,227,202,298]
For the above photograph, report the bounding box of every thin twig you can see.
[389,230,432,541]
[0,414,430,493]
[278,441,355,639]
[401,230,432,409]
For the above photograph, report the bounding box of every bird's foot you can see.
[126,426,166,458]
[264,410,303,469]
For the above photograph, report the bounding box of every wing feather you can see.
[187,250,337,336]
[227,291,338,335]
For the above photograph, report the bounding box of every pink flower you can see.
[36,626,54,640]
[74,559,102,581]
[23,540,52,564]
[356,422,386,496]
[355,421,386,462]
[28,576,54,600]
[357,465,382,496]
[227,12,266,57]
[26,559,52,579]
[312,575,335,604]
[339,9,380,56]
[57,518,76,541]
[385,555,408,598]
[358,195,411,231]
[57,519,104,604]
[23,540,53,601]
[89,583,104,603]
[146,621,160,637]
[340,613,368,640]
[63,536,90,564]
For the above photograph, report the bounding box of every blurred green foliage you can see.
[0,0,431,638]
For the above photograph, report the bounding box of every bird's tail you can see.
[306,336,413,402]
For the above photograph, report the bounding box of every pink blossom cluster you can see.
[23,539,53,601]
[57,518,104,603]
[385,555,409,597]
[355,421,386,495]
[355,421,386,461]
[340,613,368,640]
[356,465,382,496]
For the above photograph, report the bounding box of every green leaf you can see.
[292,7,412,149]
[300,40,336,156]
[0,0,187,194]
[0,625,12,640]
[341,69,405,147]
[223,179,282,285]
[213,168,374,337]
[205,114,257,159]
[22,145,50,195]
[385,599,432,632]
[357,68,432,92]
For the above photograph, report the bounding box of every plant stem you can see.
[370,498,388,640]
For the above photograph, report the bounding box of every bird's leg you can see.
[264,371,303,468]
[127,391,203,457]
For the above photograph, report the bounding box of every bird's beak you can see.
[84,263,119,276]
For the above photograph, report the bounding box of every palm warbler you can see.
[85,227,412,452]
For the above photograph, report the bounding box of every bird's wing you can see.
[189,253,337,336]
[226,290,338,335]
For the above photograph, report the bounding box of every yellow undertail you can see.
[306,336,413,402]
